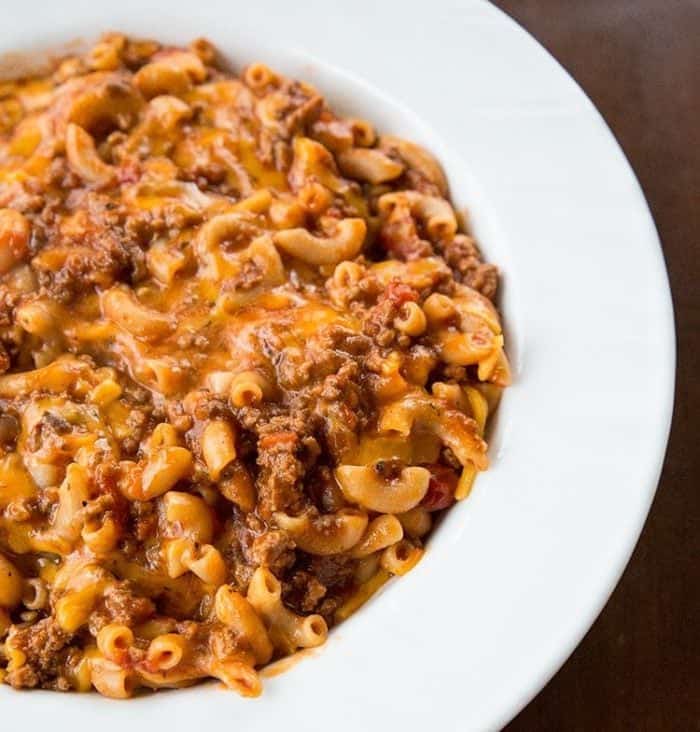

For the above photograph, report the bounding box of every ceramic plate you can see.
[0,1,674,730]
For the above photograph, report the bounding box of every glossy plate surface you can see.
[0,2,674,730]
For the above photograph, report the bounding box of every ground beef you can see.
[35,237,139,303]
[0,412,19,447]
[281,554,356,620]
[217,513,296,590]
[0,344,10,373]
[255,431,306,517]
[28,193,148,303]
[283,570,327,613]
[272,322,369,391]
[119,405,160,457]
[464,263,499,300]
[304,554,355,594]
[217,517,255,591]
[363,280,419,347]
[129,500,158,541]
[316,325,372,360]
[437,233,499,299]
[256,82,323,144]
[274,346,313,390]
[183,390,231,422]
[318,360,361,403]
[327,265,384,310]
[25,410,74,452]
[88,582,156,635]
[304,465,346,514]
[0,286,19,327]
[401,168,444,197]
[303,340,347,381]
[263,324,375,462]
[5,618,73,690]
[4,663,40,690]
[103,583,156,624]
[245,529,296,576]
[283,87,323,137]
[223,258,265,291]
[164,399,194,433]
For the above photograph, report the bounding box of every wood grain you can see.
[489,2,700,730]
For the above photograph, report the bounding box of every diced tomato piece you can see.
[421,464,458,511]
[384,280,419,307]
[258,431,298,450]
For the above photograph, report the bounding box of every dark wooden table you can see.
[488,2,699,730]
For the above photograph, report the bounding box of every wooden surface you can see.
[489,2,699,730]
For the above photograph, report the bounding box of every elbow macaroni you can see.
[273,509,369,556]
[247,568,328,655]
[0,34,509,698]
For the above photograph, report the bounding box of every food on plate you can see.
[0,34,509,697]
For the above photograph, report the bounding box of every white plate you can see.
[0,1,674,730]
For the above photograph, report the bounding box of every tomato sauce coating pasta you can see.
[0,34,509,696]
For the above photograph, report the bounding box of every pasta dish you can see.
[0,34,510,697]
